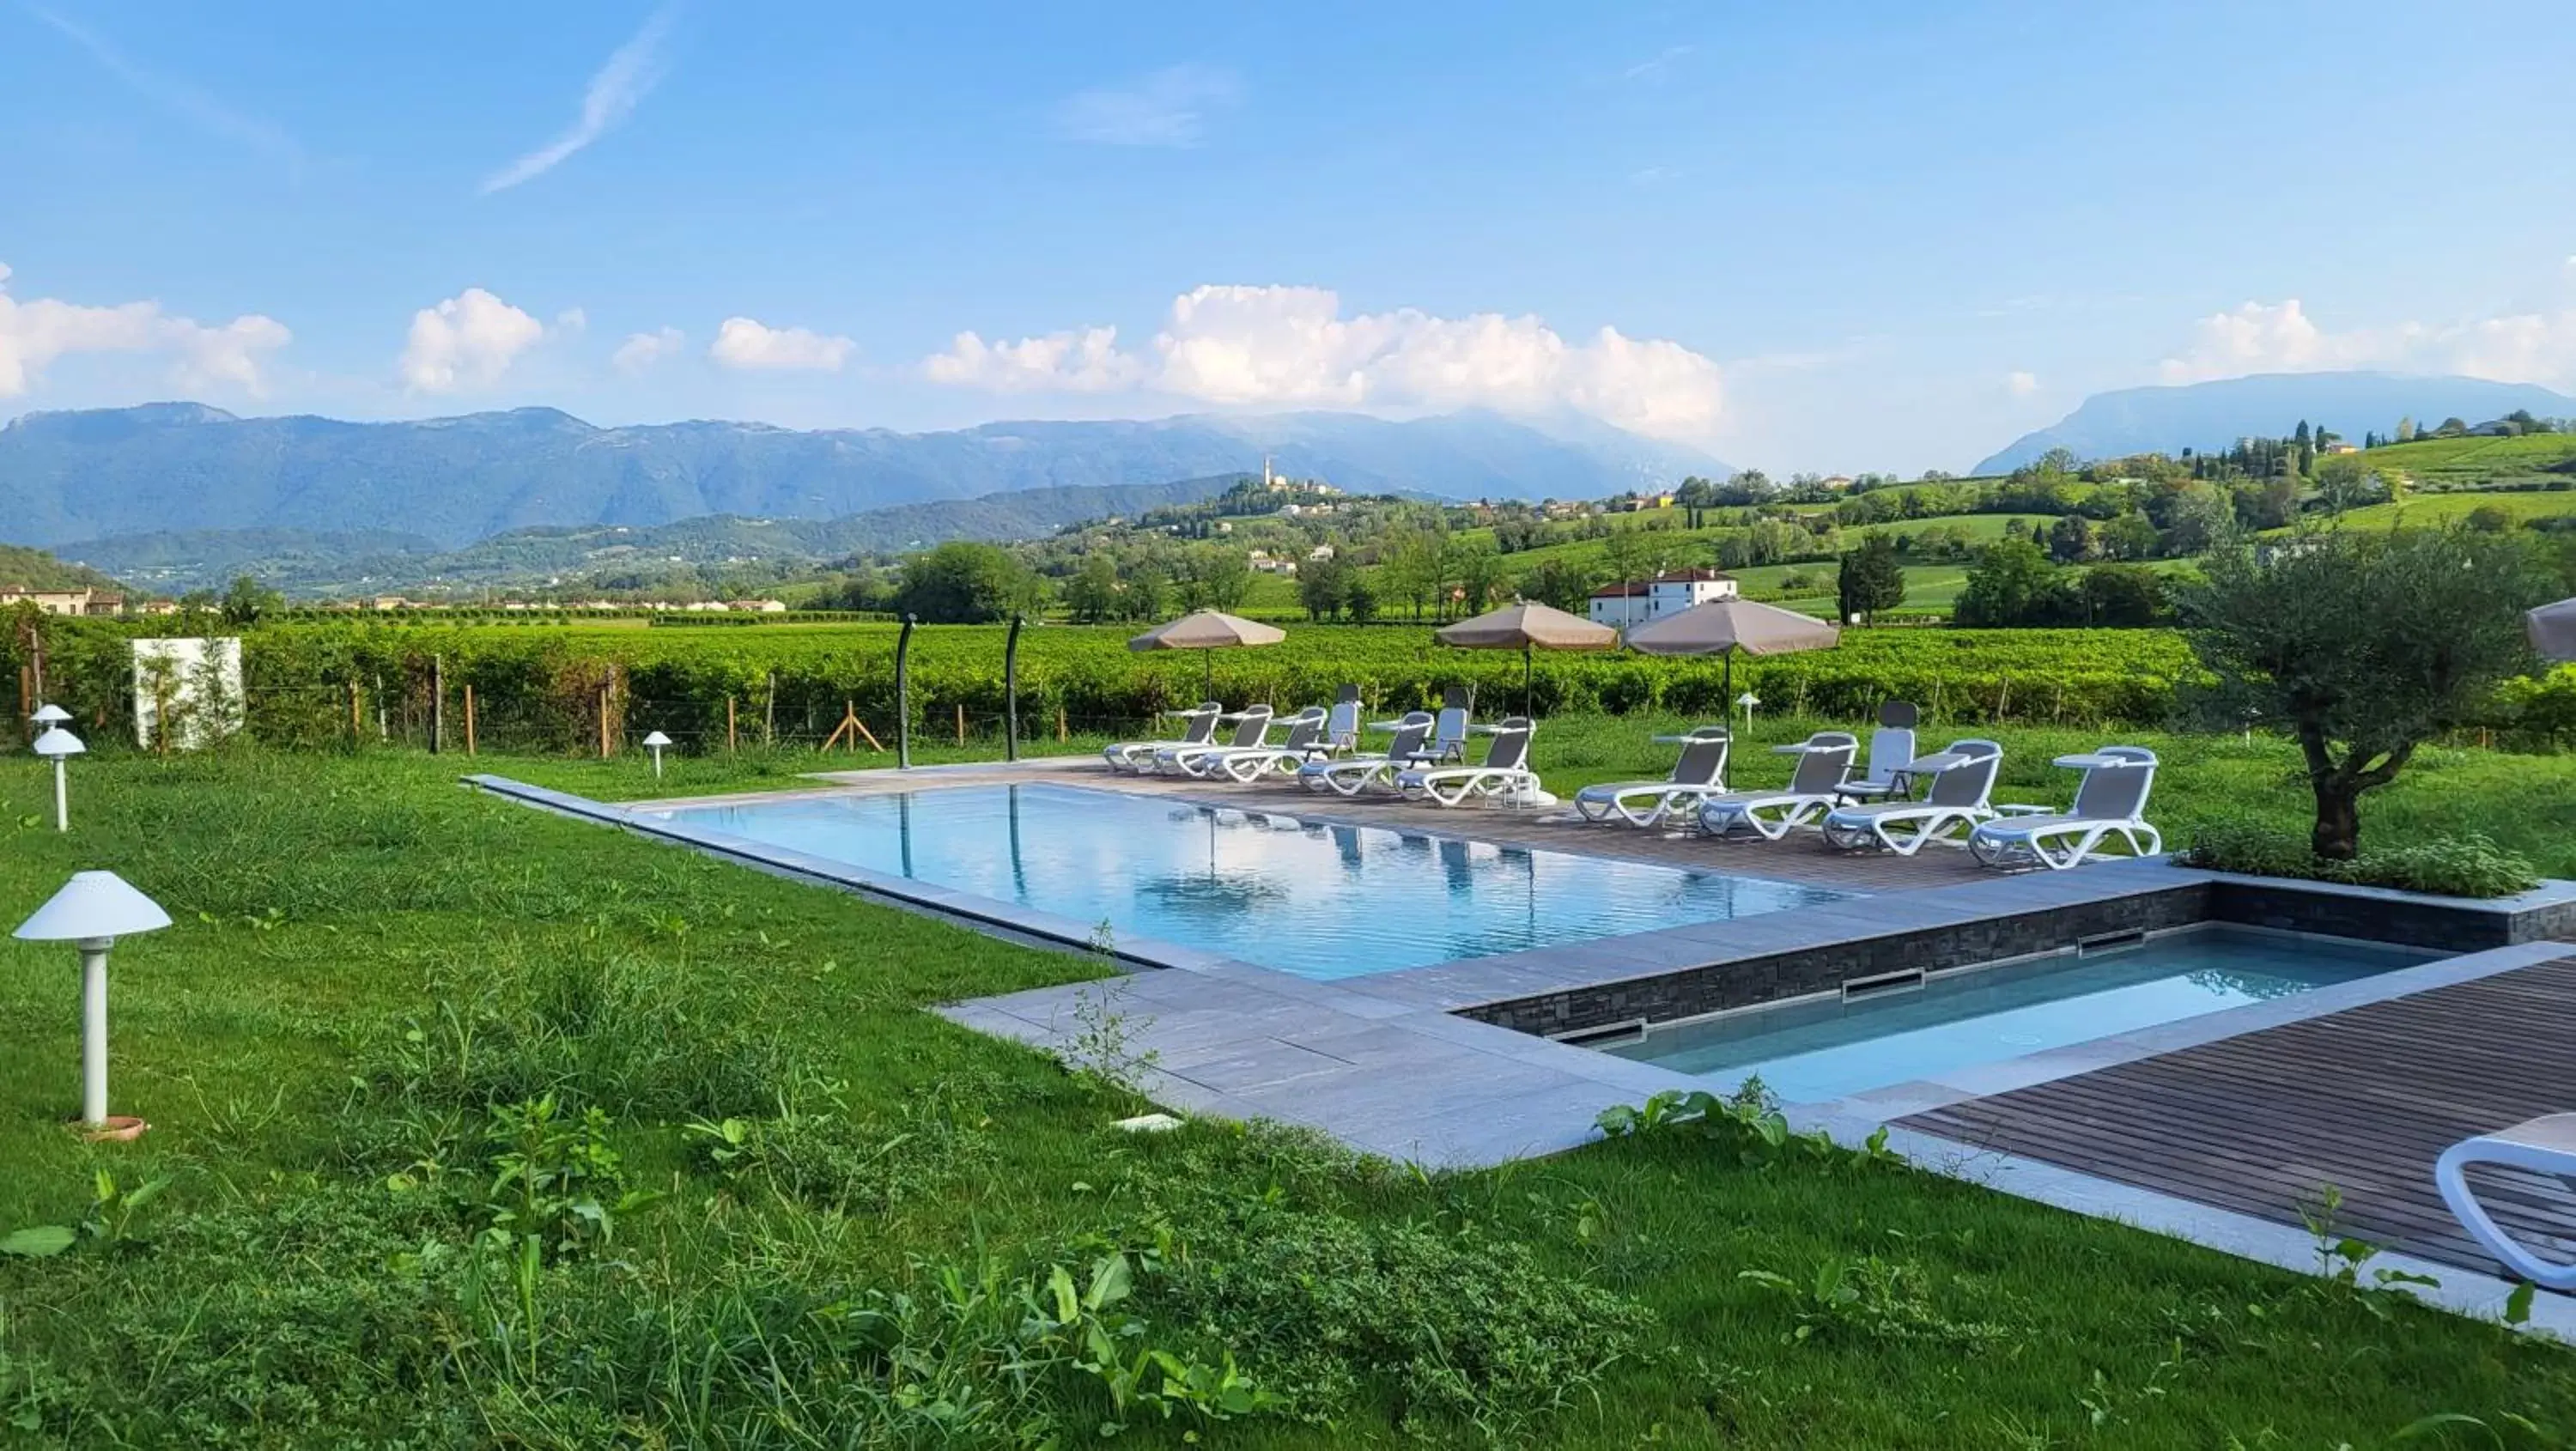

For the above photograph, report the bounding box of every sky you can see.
[3,0,2575,475]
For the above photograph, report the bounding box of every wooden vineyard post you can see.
[429,655,444,756]
[16,664,29,723]
[598,683,612,759]
[955,702,966,747]
[820,701,885,755]
[726,695,738,753]
[1057,705,1067,743]
[349,680,362,740]
[464,684,477,756]
[764,673,777,744]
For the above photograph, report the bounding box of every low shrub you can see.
[2179,822,2542,899]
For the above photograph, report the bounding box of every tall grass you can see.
[2,749,2572,1446]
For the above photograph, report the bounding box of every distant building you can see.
[0,588,124,616]
[1587,568,1737,628]
[132,599,181,616]
[728,599,789,613]
[1306,543,1337,562]
[1246,550,1298,576]
[1608,492,1677,513]
[1819,475,1856,491]
[2321,441,2363,456]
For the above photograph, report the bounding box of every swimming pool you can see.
[649,783,1850,980]
[1603,926,2440,1102]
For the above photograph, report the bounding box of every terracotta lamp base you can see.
[70,1116,149,1144]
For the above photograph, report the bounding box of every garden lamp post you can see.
[33,726,83,831]
[31,702,70,730]
[1735,691,1760,731]
[642,730,672,780]
[13,871,172,1130]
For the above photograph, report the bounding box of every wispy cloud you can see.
[25,3,300,165]
[483,5,677,193]
[1055,64,1241,148]
[1623,45,1695,82]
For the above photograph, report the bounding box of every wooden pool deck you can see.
[1901,953,2576,1274]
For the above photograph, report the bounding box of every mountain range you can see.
[1974,372,2576,474]
[0,404,1728,550]
[65,475,1263,597]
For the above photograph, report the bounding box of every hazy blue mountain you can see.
[0,403,1729,549]
[1973,373,2576,473]
[59,474,1262,596]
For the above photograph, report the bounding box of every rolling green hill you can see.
[0,543,125,594]
[2359,433,2576,489]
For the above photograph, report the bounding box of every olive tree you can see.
[2182,527,2552,859]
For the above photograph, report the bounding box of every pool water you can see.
[653,783,1849,980]
[1605,926,2439,1102]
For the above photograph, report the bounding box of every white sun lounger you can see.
[2437,1114,2576,1290]
[1695,732,1859,841]
[1833,702,1923,804]
[1425,688,1473,764]
[1103,701,1222,773]
[1395,717,1542,807]
[1968,746,2162,871]
[1298,711,1435,796]
[1821,738,2002,854]
[1203,706,1332,782]
[1152,704,1273,776]
[1574,726,1731,827]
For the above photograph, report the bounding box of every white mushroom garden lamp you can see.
[1735,691,1761,730]
[31,702,70,729]
[14,871,172,1132]
[33,726,84,832]
[642,730,673,780]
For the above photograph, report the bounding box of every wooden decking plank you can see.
[1899,957,2576,1272]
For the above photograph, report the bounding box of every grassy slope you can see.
[3,738,2571,1446]
[2365,433,2576,487]
[0,543,125,593]
[2314,489,2576,532]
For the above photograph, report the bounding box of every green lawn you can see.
[3,741,2571,1447]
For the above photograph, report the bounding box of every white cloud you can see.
[482,5,677,192]
[398,288,547,392]
[2160,296,2576,387]
[709,316,854,372]
[2007,369,2040,397]
[920,284,1728,440]
[612,325,685,373]
[0,261,290,398]
[1055,64,1241,147]
[924,326,1140,392]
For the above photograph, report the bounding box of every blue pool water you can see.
[652,783,1849,980]
[1607,926,2439,1102]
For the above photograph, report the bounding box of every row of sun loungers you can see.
[1105,695,2161,869]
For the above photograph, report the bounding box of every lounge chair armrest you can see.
[1994,804,2056,817]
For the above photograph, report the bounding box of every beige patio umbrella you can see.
[1623,597,1841,701]
[1128,609,1287,695]
[2531,598,2576,663]
[1435,600,1618,712]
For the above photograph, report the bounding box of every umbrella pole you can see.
[1204,648,1213,703]
[1523,643,1533,716]
[1722,647,1735,711]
